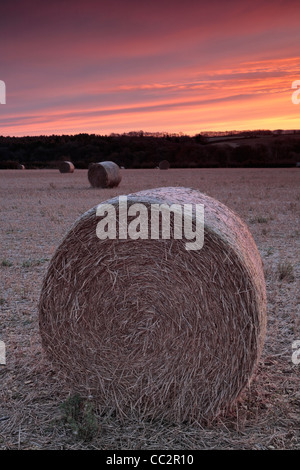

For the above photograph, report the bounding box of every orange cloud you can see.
[1,1,300,135]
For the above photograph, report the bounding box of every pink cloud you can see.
[1,0,300,135]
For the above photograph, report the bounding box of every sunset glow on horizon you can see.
[1,0,300,136]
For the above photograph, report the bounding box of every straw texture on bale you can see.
[88,161,122,188]
[159,160,170,170]
[59,161,75,173]
[39,187,267,423]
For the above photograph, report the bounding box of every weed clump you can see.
[60,394,99,441]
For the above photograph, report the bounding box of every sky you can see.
[1,0,300,136]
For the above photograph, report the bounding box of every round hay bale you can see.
[88,161,121,188]
[17,164,25,170]
[39,187,267,423]
[159,160,170,170]
[59,161,75,173]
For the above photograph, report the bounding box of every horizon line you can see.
[1,128,300,139]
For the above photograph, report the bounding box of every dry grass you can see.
[277,262,295,282]
[0,168,299,449]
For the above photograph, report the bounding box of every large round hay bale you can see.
[39,187,267,423]
[17,164,25,170]
[59,161,75,173]
[88,161,122,188]
[159,160,170,170]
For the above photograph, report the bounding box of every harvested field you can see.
[0,168,299,450]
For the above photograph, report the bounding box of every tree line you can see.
[0,131,300,169]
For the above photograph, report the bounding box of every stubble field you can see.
[0,168,299,450]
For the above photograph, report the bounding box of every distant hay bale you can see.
[88,161,122,188]
[59,161,75,173]
[17,164,25,170]
[159,160,170,170]
[39,187,267,423]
